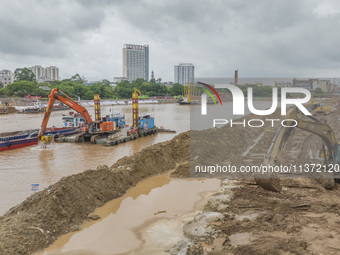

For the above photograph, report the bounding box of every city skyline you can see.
[1,1,340,81]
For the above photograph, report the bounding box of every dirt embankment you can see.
[0,132,189,255]
[0,97,35,106]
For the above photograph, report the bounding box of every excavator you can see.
[305,99,332,116]
[256,107,340,192]
[38,88,115,144]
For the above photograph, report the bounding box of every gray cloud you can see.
[1,0,340,81]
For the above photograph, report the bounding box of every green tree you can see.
[0,88,7,96]
[113,81,134,98]
[0,82,3,88]
[71,74,84,84]
[6,80,39,96]
[315,87,323,94]
[14,68,36,81]
[101,79,111,86]
[139,82,151,94]
[171,83,184,96]
[84,90,95,100]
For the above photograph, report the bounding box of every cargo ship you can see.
[0,127,80,152]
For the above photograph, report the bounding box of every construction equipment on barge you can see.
[38,89,117,144]
[53,87,174,146]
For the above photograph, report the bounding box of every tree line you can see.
[0,68,184,99]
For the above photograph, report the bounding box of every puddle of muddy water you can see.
[39,175,221,255]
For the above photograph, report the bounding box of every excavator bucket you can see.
[255,178,282,193]
[40,135,53,145]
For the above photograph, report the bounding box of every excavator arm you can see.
[256,107,337,192]
[296,120,336,162]
[38,88,93,142]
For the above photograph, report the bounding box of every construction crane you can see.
[132,87,141,129]
[38,88,115,144]
[256,107,340,192]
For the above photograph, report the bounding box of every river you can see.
[0,103,190,215]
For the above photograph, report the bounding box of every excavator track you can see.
[90,135,99,144]
[75,133,85,143]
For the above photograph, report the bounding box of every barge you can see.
[0,127,80,152]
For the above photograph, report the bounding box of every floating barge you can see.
[55,113,175,147]
[56,126,160,146]
[0,127,80,152]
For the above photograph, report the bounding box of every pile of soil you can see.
[0,132,189,255]
[190,110,282,178]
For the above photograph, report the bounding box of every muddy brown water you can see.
[37,174,220,255]
[0,104,189,215]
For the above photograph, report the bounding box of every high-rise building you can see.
[174,63,195,85]
[0,70,12,87]
[45,66,59,81]
[122,44,149,82]
[28,65,59,82]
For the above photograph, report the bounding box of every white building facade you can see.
[174,63,195,85]
[28,65,59,82]
[123,44,149,82]
[0,70,12,87]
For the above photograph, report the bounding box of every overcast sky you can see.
[1,0,340,81]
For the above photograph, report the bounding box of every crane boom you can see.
[38,88,93,138]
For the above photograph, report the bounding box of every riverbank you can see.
[0,132,189,255]
[0,97,178,108]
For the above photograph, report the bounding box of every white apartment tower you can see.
[29,65,59,82]
[0,70,12,87]
[123,44,149,82]
[174,63,195,85]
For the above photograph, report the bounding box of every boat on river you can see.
[0,127,80,152]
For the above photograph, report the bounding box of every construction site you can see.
[0,86,339,255]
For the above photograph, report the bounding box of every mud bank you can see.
[171,178,340,255]
[170,102,340,254]
[0,132,190,255]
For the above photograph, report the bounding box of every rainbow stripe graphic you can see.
[197,82,223,106]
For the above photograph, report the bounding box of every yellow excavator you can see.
[256,107,340,192]
[305,99,332,116]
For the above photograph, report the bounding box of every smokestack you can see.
[234,70,238,86]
